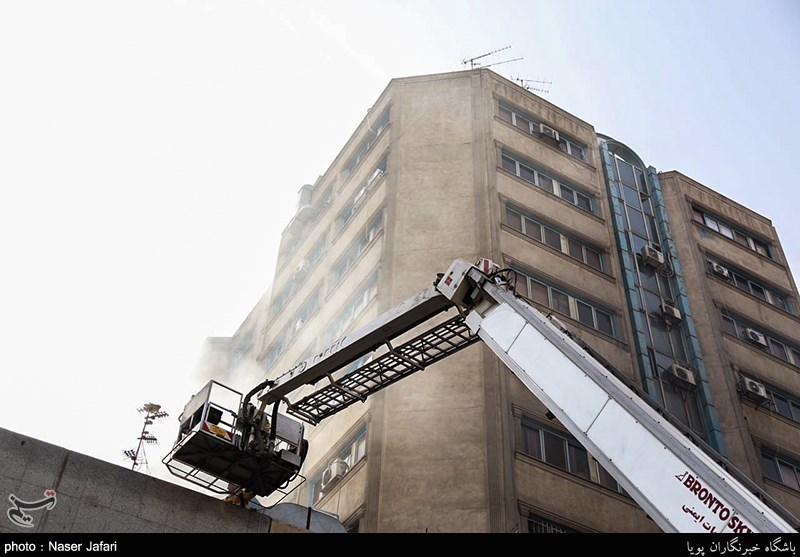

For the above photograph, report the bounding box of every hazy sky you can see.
[2,1,799,482]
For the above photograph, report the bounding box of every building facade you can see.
[212,69,800,532]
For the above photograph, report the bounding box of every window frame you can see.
[335,156,388,235]
[513,265,617,338]
[498,102,589,164]
[561,139,586,162]
[342,109,389,180]
[762,449,800,492]
[706,257,792,313]
[501,151,596,214]
[720,309,800,368]
[527,512,579,534]
[746,378,800,424]
[692,206,775,261]
[504,205,605,273]
[331,212,384,287]
[309,427,368,505]
[324,271,380,345]
[521,420,590,480]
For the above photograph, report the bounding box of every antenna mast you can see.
[124,403,168,472]
[512,76,553,94]
[461,45,523,70]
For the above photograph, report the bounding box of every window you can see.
[276,236,299,268]
[759,383,800,424]
[324,272,379,345]
[315,186,332,212]
[544,227,561,249]
[613,156,662,253]
[305,235,327,269]
[596,460,622,493]
[501,151,595,213]
[577,301,595,327]
[527,513,578,534]
[339,353,374,377]
[753,239,769,257]
[270,281,297,316]
[342,109,389,179]
[233,332,254,363]
[513,265,616,337]
[498,102,588,163]
[558,185,592,212]
[721,311,737,337]
[504,205,604,271]
[336,157,387,233]
[551,289,570,316]
[692,207,774,260]
[499,105,514,124]
[762,450,800,492]
[575,192,593,212]
[561,140,586,162]
[271,236,327,316]
[331,212,384,286]
[707,258,792,313]
[770,339,788,360]
[263,287,322,372]
[720,309,800,368]
[733,230,750,247]
[585,248,602,271]
[750,282,767,301]
[521,422,541,459]
[718,222,734,240]
[292,291,319,331]
[610,154,708,437]
[521,420,589,479]
[521,418,629,500]
[501,154,516,174]
[309,428,368,505]
[262,335,288,373]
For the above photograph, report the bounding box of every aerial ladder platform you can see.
[164,258,799,533]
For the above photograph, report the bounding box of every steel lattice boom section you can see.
[286,316,479,424]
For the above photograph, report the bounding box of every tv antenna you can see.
[512,76,553,94]
[462,45,523,70]
[124,402,169,473]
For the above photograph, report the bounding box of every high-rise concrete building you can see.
[210,69,800,532]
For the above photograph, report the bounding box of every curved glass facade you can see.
[599,138,726,455]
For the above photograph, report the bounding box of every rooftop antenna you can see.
[512,76,553,94]
[462,45,523,70]
[124,403,169,473]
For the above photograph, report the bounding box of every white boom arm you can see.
[440,260,794,533]
[258,259,797,533]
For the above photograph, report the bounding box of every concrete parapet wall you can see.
[0,427,274,533]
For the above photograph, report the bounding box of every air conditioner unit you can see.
[744,328,768,348]
[739,374,769,403]
[661,302,682,322]
[539,123,560,142]
[320,458,349,491]
[668,363,696,386]
[709,261,732,280]
[641,245,665,269]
